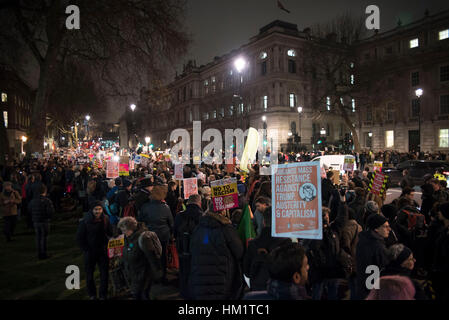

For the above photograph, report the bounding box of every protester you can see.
[1,181,22,242]
[253,196,270,237]
[365,275,415,300]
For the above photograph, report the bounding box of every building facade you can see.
[355,10,449,153]
[146,21,352,153]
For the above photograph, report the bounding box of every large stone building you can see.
[355,9,449,153]
[147,20,353,153]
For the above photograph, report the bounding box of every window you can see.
[229,105,234,116]
[189,110,193,122]
[220,107,224,118]
[365,132,372,148]
[439,29,449,41]
[213,110,217,119]
[439,129,449,148]
[211,76,216,83]
[441,65,449,82]
[385,130,394,148]
[289,93,296,107]
[364,53,370,60]
[385,46,393,54]
[350,62,355,69]
[3,111,7,128]
[387,103,395,121]
[287,49,296,57]
[410,38,419,48]
[260,51,267,59]
[1,93,7,102]
[239,103,244,114]
[263,96,268,110]
[350,74,355,85]
[203,112,209,120]
[411,99,420,117]
[326,97,331,111]
[229,70,233,76]
[411,71,419,86]
[352,99,356,113]
[288,60,296,73]
[366,106,372,121]
[261,61,267,75]
[441,95,449,115]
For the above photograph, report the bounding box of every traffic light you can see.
[317,139,322,145]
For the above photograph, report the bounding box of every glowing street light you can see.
[262,115,266,122]
[21,136,27,142]
[85,115,90,121]
[234,57,247,73]
[415,88,423,98]
[320,128,326,135]
[130,104,136,112]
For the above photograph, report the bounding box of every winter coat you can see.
[321,178,335,206]
[243,280,310,300]
[340,219,362,272]
[174,203,203,252]
[28,195,54,223]
[0,189,22,217]
[165,190,178,216]
[243,227,291,291]
[348,197,366,228]
[355,230,389,299]
[76,211,113,255]
[189,213,244,300]
[381,265,430,300]
[400,175,414,189]
[432,226,449,300]
[138,199,174,242]
[122,224,162,294]
[134,189,151,214]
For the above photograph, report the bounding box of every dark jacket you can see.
[174,203,203,253]
[243,227,291,291]
[355,230,389,299]
[432,226,449,300]
[138,199,174,242]
[243,280,310,300]
[189,213,244,300]
[116,187,131,211]
[400,175,414,189]
[165,190,178,216]
[381,265,429,300]
[321,178,334,206]
[28,195,54,223]
[76,211,113,255]
[348,197,366,228]
[134,189,151,213]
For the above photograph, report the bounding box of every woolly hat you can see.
[391,246,413,267]
[139,178,153,188]
[365,201,379,215]
[381,204,397,221]
[89,200,104,210]
[366,213,388,231]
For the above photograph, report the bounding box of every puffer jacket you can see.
[138,199,173,242]
[189,213,244,300]
[27,195,54,222]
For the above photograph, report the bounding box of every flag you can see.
[277,0,290,13]
[237,204,257,247]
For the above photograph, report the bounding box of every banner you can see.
[183,178,198,200]
[119,163,129,176]
[374,161,383,172]
[107,235,125,258]
[271,162,322,239]
[106,161,119,179]
[174,164,183,180]
[368,171,388,196]
[343,156,355,172]
[129,160,135,171]
[211,178,239,212]
[134,155,141,164]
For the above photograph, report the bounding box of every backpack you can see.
[400,209,425,231]
[123,201,136,218]
[138,231,163,281]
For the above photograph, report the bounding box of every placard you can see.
[183,178,198,200]
[211,178,239,212]
[374,161,383,173]
[107,235,125,258]
[343,156,355,172]
[271,162,322,239]
[106,161,119,179]
[119,163,129,176]
[368,171,388,196]
[174,164,183,180]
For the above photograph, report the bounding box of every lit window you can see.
[1,93,7,102]
[220,107,225,118]
[439,29,449,40]
[326,97,331,111]
[287,49,296,57]
[340,97,344,105]
[385,130,394,148]
[352,99,356,112]
[260,52,267,59]
[350,62,355,69]
[239,103,244,114]
[203,112,209,120]
[229,105,234,116]
[3,111,7,128]
[350,74,355,85]
[263,96,268,110]
[204,80,209,86]
[409,38,419,48]
[213,110,217,118]
[289,94,296,107]
[229,70,233,76]
[189,110,193,122]
[440,129,449,148]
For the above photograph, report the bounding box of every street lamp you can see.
[130,104,136,112]
[297,106,303,149]
[415,88,423,152]
[320,128,326,135]
[85,115,91,141]
[234,57,247,74]
[21,135,27,154]
[262,115,266,122]
[145,136,151,152]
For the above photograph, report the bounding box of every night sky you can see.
[184,0,449,68]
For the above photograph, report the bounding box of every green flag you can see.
[237,204,257,247]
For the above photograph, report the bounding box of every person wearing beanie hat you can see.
[355,213,390,299]
[134,178,153,214]
[115,179,133,215]
[76,196,113,300]
[365,201,379,216]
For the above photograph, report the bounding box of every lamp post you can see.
[415,88,423,152]
[233,57,248,129]
[129,104,137,148]
[85,115,90,141]
[21,135,27,155]
[145,136,151,152]
[297,106,303,150]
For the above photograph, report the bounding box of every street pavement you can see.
[385,187,422,207]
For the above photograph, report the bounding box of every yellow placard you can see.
[211,182,238,197]
[107,237,125,249]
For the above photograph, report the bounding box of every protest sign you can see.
[134,155,141,164]
[129,160,135,171]
[343,156,355,172]
[183,178,198,199]
[119,163,129,176]
[374,161,383,172]
[271,162,322,240]
[174,164,183,180]
[211,178,239,212]
[106,161,119,179]
[368,171,388,196]
[107,235,125,259]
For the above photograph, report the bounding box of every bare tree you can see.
[0,0,190,155]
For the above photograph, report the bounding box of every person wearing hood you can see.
[134,178,153,215]
[348,187,366,227]
[382,244,430,300]
[76,200,113,300]
[117,179,132,215]
[355,213,391,299]
[138,181,173,284]
[362,200,380,228]
[188,207,244,300]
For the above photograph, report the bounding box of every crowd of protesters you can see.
[1,148,449,301]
